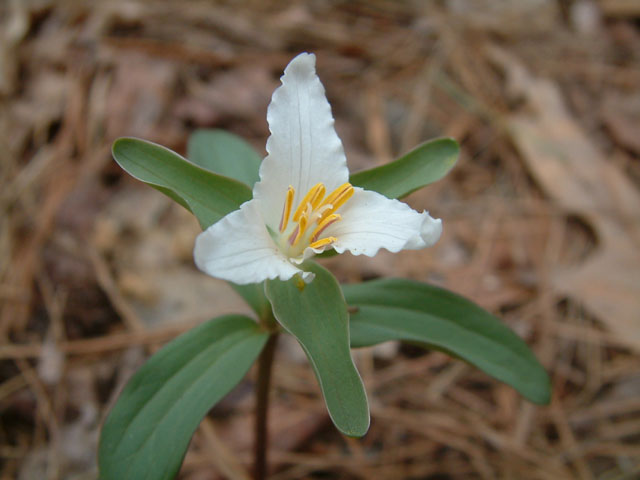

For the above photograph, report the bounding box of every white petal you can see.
[326,188,442,257]
[253,53,349,231]
[194,200,302,284]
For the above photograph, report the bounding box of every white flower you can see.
[194,53,442,284]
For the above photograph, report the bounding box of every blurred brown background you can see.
[1,0,639,479]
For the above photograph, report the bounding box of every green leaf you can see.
[230,282,271,321]
[99,315,268,480]
[187,129,262,188]
[265,263,369,437]
[343,279,551,405]
[112,137,252,229]
[349,138,459,199]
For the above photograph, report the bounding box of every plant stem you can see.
[254,332,278,480]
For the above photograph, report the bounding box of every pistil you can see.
[279,182,354,255]
[317,183,354,221]
[292,183,325,222]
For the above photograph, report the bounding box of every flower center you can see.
[278,182,354,257]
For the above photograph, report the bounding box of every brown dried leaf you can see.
[490,46,640,350]
[601,93,640,155]
[95,187,254,329]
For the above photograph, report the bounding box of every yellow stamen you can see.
[297,214,308,239]
[320,182,342,206]
[318,182,349,208]
[292,183,325,222]
[309,236,337,250]
[288,213,308,246]
[309,183,326,210]
[318,183,354,221]
[311,214,341,242]
[278,182,353,256]
[279,186,295,232]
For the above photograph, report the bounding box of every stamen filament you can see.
[292,183,325,222]
[279,186,295,232]
[309,236,337,250]
[287,225,299,245]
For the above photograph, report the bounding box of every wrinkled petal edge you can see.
[326,188,442,257]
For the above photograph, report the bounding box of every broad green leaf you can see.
[230,282,271,321]
[187,129,262,188]
[112,137,252,229]
[265,263,369,437]
[349,138,459,199]
[343,279,551,405]
[99,315,268,480]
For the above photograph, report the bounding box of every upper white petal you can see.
[326,188,442,257]
[253,52,349,231]
[194,200,302,285]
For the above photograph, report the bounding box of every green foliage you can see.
[107,130,550,480]
[230,282,271,320]
[112,138,252,230]
[350,138,459,199]
[265,263,370,437]
[98,315,268,480]
[187,129,262,187]
[185,130,273,319]
[343,279,551,405]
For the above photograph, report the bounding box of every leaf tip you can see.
[335,413,370,438]
[351,421,371,438]
[527,370,552,405]
[111,136,145,166]
[440,137,460,166]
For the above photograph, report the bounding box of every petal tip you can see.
[301,271,315,283]
[284,52,316,75]
[420,214,442,246]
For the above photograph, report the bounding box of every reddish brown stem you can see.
[254,333,278,480]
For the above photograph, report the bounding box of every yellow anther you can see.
[279,186,295,232]
[292,183,325,222]
[309,183,326,210]
[311,214,341,243]
[298,213,308,235]
[280,182,352,254]
[318,182,350,209]
[309,236,337,250]
[288,213,308,246]
[318,183,354,221]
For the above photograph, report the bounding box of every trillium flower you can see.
[194,53,442,284]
